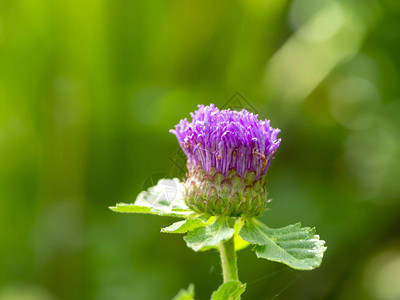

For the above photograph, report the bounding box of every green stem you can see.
[219,236,238,282]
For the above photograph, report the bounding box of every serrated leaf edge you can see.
[240,219,327,270]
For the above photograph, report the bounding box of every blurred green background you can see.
[1,0,400,299]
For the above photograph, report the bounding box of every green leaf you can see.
[233,234,250,252]
[161,218,207,234]
[233,219,250,252]
[172,284,195,300]
[109,178,194,218]
[184,217,236,252]
[239,220,326,270]
[211,281,246,300]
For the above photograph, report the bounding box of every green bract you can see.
[185,167,268,217]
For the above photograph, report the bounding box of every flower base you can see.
[184,167,268,217]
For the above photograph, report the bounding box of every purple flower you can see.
[170,104,281,178]
[170,104,281,217]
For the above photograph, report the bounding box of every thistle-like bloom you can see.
[170,104,281,217]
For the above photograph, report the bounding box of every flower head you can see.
[170,104,281,217]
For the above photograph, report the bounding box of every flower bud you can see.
[170,104,281,217]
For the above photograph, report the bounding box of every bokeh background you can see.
[1,0,400,299]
